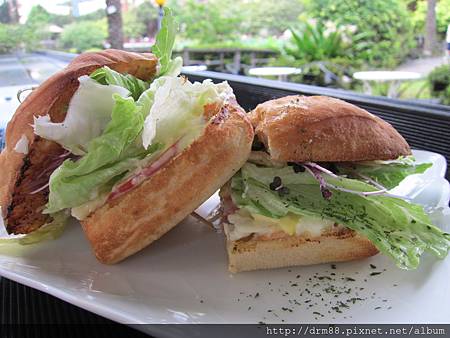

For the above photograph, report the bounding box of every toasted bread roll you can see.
[0,50,157,234]
[81,102,254,264]
[249,95,411,162]
[226,228,378,273]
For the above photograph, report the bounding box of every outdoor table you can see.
[248,66,301,81]
[181,65,207,72]
[352,71,422,98]
[2,62,450,334]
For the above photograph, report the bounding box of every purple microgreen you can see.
[303,164,333,200]
[303,162,388,199]
[353,172,387,190]
[304,162,339,178]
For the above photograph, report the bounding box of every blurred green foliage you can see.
[122,1,157,39]
[123,10,146,40]
[59,20,107,53]
[171,0,243,45]
[428,64,450,105]
[25,5,73,32]
[0,2,11,24]
[0,0,447,103]
[270,21,359,88]
[410,0,450,38]
[170,0,304,48]
[284,22,349,61]
[26,5,52,27]
[0,23,40,53]
[303,0,415,68]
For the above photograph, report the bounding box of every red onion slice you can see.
[108,141,180,201]
[29,182,50,195]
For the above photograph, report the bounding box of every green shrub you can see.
[304,0,415,68]
[283,22,349,62]
[445,86,450,105]
[0,24,39,54]
[411,0,450,38]
[238,0,305,36]
[0,24,20,53]
[59,20,107,53]
[123,10,146,40]
[271,21,357,88]
[171,0,243,45]
[179,37,281,51]
[26,5,51,27]
[428,64,450,105]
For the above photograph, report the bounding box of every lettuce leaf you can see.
[90,66,149,100]
[33,76,130,156]
[39,7,232,214]
[141,77,231,149]
[43,75,231,213]
[152,7,180,77]
[231,163,450,269]
[337,159,432,190]
[46,95,160,213]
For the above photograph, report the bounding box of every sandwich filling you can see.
[224,149,450,269]
[30,10,234,221]
[0,8,234,244]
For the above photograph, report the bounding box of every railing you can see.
[183,70,450,179]
[176,48,278,74]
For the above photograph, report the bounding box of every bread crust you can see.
[226,228,378,273]
[250,95,411,162]
[81,102,254,264]
[0,50,157,233]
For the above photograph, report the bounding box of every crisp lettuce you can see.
[88,8,181,94]
[33,76,130,155]
[45,95,160,213]
[44,76,231,213]
[337,158,432,190]
[38,7,229,214]
[164,56,183,78]
[231,163,450,269]
[152,7,179,77]
[90,66,149,100]
[142,77,230,149]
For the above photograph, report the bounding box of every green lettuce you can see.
[336,157,432,189]
[231,163,450,269]
[89,7,180,97]
[41,7,227,214]
[152,7,181,77]
[141,77,231,149]
[46,95,161,213]
[90,66,149,100]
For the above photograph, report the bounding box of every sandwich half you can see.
[0,10,253,263]
[220,95,450,273]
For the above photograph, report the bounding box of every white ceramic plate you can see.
[0,150,449,332]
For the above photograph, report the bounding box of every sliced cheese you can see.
[226,209,336,241]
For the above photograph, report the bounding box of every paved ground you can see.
[0,53,68,128]
[396,55,448,76]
